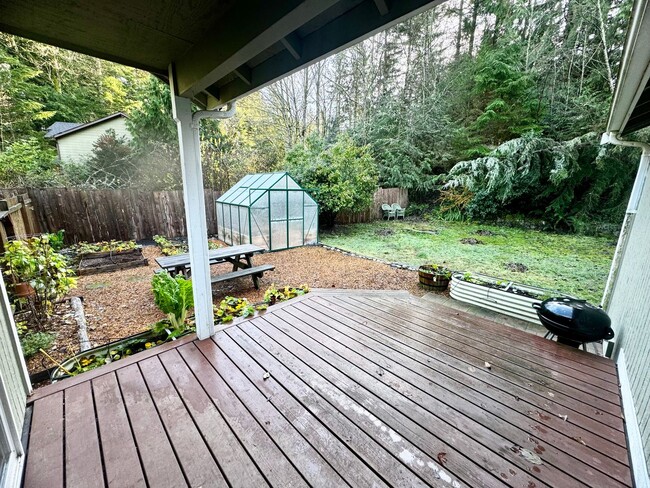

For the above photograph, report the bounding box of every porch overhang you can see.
[0,0,443,108]
[606,0,650,135]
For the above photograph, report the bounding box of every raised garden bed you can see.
[78,247,148,275]
[450,272,572,323]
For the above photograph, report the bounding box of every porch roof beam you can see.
[211,0,444,106]
[173,0,338,99]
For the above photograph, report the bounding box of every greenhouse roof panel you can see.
[216,172,313,207]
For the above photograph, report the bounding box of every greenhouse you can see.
[216,172,318,251]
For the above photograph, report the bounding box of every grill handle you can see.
[532,303,542,310]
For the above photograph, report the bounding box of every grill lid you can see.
[533,297,613,342]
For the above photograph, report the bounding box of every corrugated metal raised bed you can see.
[449,272,572,324]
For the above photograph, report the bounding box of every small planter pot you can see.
[51,328,189,381]
[450,272,571,324]
[418,265,451,292]
[13,282,35,298]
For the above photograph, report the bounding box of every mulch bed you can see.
[72,244,424,347]
[24,300,79,377]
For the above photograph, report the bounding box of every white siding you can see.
[608,170,650,472]
[57,116,131,163]
[0,274,29,441]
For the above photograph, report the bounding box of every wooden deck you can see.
[22,290,631,488]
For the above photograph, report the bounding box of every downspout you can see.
[600,131,650,311]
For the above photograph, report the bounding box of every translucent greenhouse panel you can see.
[251,206,270,249]
[216,203,224,241]
[250,189,265,206]
[271,174,287,189]
[289,219,303,247]
[287,178,300,189]
[223,204,232,244]
[271,221,288,250]
[239,207,249,244]
[288,191,302,219]
[270,191,287,221]
[304,206,318,244]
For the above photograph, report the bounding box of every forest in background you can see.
[0,0,647,233]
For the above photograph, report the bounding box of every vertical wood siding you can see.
[608,178,650,470]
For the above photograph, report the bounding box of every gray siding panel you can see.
[0,276,28,434]
[609,173,650,470]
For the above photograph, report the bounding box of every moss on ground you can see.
[321,220,616,304]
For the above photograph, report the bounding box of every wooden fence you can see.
[336,187,409,224]
[0,188,222,244]
[0,186,406,244]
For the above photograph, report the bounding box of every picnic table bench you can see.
[155,244,274,289]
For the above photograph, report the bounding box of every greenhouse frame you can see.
[216,172,319,251]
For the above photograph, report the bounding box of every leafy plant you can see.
[74,239,138,255]
[151,271,194,334]
[48,230,65,251]
[214,296,255,323]
[419,264,452,280]
[21,331,55,358]
[263,284,310,305]
[1,235,77,319]
[153,235,186,255]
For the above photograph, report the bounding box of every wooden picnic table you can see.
[155,244,274,289]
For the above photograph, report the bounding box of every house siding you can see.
[608,171,650,471]
[57,116,131,163]
[0,275,28,434]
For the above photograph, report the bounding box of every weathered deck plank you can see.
[23,291,632,488]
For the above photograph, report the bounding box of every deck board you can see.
[23,291,632,488]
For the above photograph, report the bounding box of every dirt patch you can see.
[375,228,394,237]
[475,229,496,236]
[504,262,529,273]
[24,301,79,376]
[64,245,423,348]
[460,237,484,245]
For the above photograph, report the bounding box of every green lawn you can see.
[321,220,617,304]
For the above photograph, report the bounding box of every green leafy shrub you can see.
[151,271,194,335]
[285,134,378,228]
[1,234,77,319]
[438,132,637,231]
[21,331,55,358]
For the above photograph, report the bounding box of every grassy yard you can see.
[321,220,617,303]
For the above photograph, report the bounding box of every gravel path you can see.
[73,245,424,347]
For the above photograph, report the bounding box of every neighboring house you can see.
[44,112,130,163]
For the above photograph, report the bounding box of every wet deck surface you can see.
[23,290,631,487]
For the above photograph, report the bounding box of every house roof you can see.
[49,112,127,139]
[606,0,650,135]
[44,121,82,139]
[0,0,443,109]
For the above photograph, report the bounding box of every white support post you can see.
[170,83,215,340]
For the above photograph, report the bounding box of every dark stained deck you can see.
[22,290,631,488]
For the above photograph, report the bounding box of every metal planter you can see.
[450,272,570,324]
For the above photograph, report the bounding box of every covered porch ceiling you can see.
[606,0,650,135]
[0,0,444,109]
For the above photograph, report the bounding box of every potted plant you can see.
[418,264,452,291]
[1,239,37,298]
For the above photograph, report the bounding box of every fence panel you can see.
[0,188,222,244]
[336,188,408,224]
